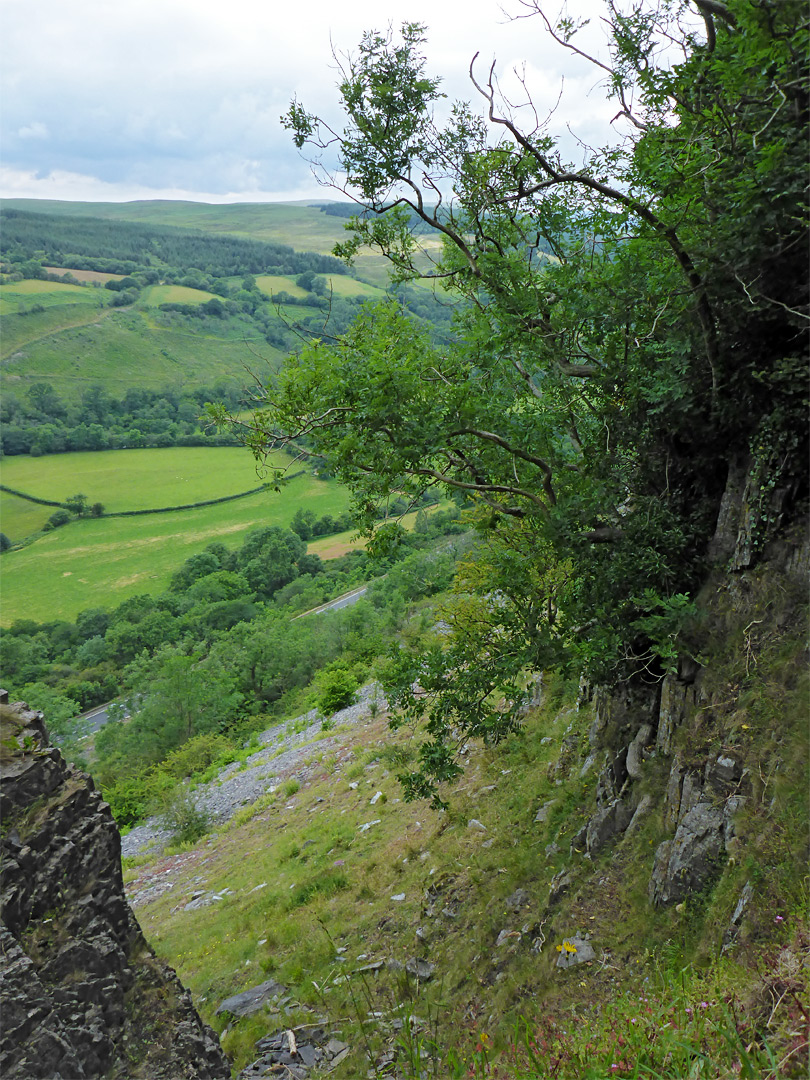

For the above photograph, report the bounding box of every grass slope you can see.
[2,307,280,400]
[125,562,809,1079]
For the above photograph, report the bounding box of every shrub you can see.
[158,787,211,845]
[47,509,71,528]
[161,732,233,779]
[315,663,358,716]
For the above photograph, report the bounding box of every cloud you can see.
[17,121,50,140]
[0,0,620,202]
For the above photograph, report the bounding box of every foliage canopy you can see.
[242,0,808,803]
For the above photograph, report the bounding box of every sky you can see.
[0,0,619,205]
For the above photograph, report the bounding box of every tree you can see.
[290,508,317,541]
[218,2,810,804]
[64,493,89,516]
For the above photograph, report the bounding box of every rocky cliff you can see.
[0,692,231,1080]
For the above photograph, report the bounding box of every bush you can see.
[104,769,176,827]
[161,733,233,779]
[158,787,211,845]
[315,663,359,716]
[48,509,71,528]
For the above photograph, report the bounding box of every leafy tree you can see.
[290,507,317,541]
[64,494,89,516]
[0,533,11,553]
[231,2,810,804]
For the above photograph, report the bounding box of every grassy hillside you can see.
[1,199,394,285]
[0,446,279,513]
[1,305,280,400]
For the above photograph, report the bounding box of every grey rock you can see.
[545,842,560,859]
[596,748,628,807]
[467,819,487,831]
[404,958,436,981]
[679,772,703,823]
[664,755,685,830]
[626,724,653,780]
[707,754,743,787]
[649,802,725,907]
[732,881,754,927]
[549,870,574,905]
[355,960,384,974]
[534,799,557,823]
[570,824,588,856]
[723,795,748,849]
[578,754,597,778]
[0,698,230,1080]
[555,936,596,969]
[626,794,654,834]
[505,888,530,911]
[585,797,634,855]
[216,979,286,1018]
[657,676,695,756]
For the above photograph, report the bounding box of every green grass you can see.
[141,284,218,305]
[0,489,53,538]
[0,279,103,312]
[255,275,308,299]
[0,303,110,360]
[1,308,282,401]
[324,275,384,298]
[0,455,352,624]
[0,446,285,513]
[115,561,809,1080]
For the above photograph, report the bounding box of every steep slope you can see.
[0,693,230,1079]
[122,514,808,1077]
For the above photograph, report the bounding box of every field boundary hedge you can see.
[0,484,65,508]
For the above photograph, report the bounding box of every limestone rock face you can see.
[0,695,230,1080]
[648,802,726,907]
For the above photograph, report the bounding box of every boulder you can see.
[657,675,696,756]
[0,696,230,1080]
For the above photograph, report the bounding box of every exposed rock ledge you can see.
[0,691,230,1080]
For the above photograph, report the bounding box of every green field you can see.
[255,275,309,299]
[0,278,105,315]
[0,490,53,538]
[141,284,218,306]
[0,449,352,625]
[0,446,287,515]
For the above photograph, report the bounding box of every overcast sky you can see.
[1,0,621,204]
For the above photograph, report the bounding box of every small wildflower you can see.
[775,915,784,923]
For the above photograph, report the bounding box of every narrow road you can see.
[294,585,368,619]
